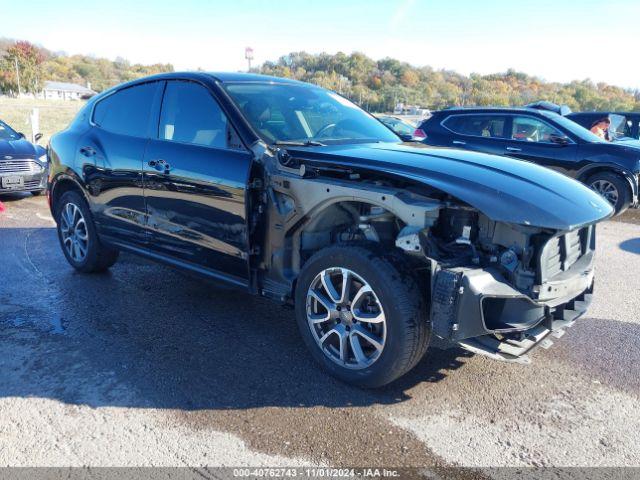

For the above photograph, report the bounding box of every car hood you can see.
[0,138,44,159]
[286,142,613,231]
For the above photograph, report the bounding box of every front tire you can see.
[294,245,430,388]
[588,171,631,215]
[55,190,119,273]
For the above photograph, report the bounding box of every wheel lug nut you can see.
[336,306,341,311]
[346,326,351,331]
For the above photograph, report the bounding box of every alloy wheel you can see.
[306,267,386,369]
[590,179,619,205]
[59,202,89,263]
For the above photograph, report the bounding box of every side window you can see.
[159,81,242,150]
[93,82,158,137]
[511,116,563,143]
[391,121,414,135]
[443,115,506,138]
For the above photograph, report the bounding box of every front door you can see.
[502,115,578,174]
[143,80,253,283]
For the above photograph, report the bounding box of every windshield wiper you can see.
[273,140,326,147]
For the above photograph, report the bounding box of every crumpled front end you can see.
[430,224,597,362]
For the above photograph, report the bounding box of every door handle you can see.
[79,146,96,157]
[148,159,172,173]
[506,146,522,152]
[452,140,466,146]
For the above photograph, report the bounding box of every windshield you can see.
[223,82,399,145]
[0,120,20,141]
[540,111,607,143]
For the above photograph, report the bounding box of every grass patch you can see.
[0,97,84,146]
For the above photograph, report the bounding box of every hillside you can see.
[260,52,640,113]
[0,38,173,94]
[1,39,639,113]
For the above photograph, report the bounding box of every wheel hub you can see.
[339,308,354,325]
[591,179,619,205]
[306,267,386,370]
[59,202,89,263]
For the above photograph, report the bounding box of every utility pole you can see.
[14,57,22,97]
[245,47,254,72]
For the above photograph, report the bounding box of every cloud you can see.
[390,0,418,31]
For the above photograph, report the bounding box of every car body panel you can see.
[79,127,150,245]
[284,142,613,230]
[142,138,253,280]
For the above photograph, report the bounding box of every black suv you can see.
[419,107,640,214]
[48,73,612,387]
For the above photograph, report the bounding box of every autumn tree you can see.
[2,41,46,94]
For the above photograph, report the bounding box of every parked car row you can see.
[45,72,613,387]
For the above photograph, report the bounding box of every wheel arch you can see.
[49,173,91,218]
[265,175,441,299]
[577,163,637,198]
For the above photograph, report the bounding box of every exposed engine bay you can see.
[261,164,596,363]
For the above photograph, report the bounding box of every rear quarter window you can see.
[92,82,158,137]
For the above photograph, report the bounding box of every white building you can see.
[40,81,97,100]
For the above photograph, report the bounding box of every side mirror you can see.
[549,133,570,146]
[399,133,414,142]
[17,132,25,139]
[34,133,43,143]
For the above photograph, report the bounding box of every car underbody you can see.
[253,146,597,362]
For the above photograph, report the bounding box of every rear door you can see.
[81,81,162,246]
[142,80,253,284]
[439,114,508,155]
[502,115,578,173]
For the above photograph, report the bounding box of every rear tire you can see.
[294,244,430,388]
[587,171,631,215]
[55,190,119,273]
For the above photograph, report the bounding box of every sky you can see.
[2,0,639,89]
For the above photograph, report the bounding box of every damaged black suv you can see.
[48,73,613,387]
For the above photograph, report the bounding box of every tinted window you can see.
[443,114,506,138]
[382,118,414,135]
[93,82,157,137]
[159,81,239,149]
[223,82,399,145]
[510,116,563,143]
[539,111,605,143]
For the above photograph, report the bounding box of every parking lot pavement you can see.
[0,192,639,470]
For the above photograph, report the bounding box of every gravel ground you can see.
[0,193,638,471]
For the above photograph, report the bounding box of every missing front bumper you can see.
[431,266,594,362]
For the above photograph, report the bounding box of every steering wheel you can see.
[314,123,337,139]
